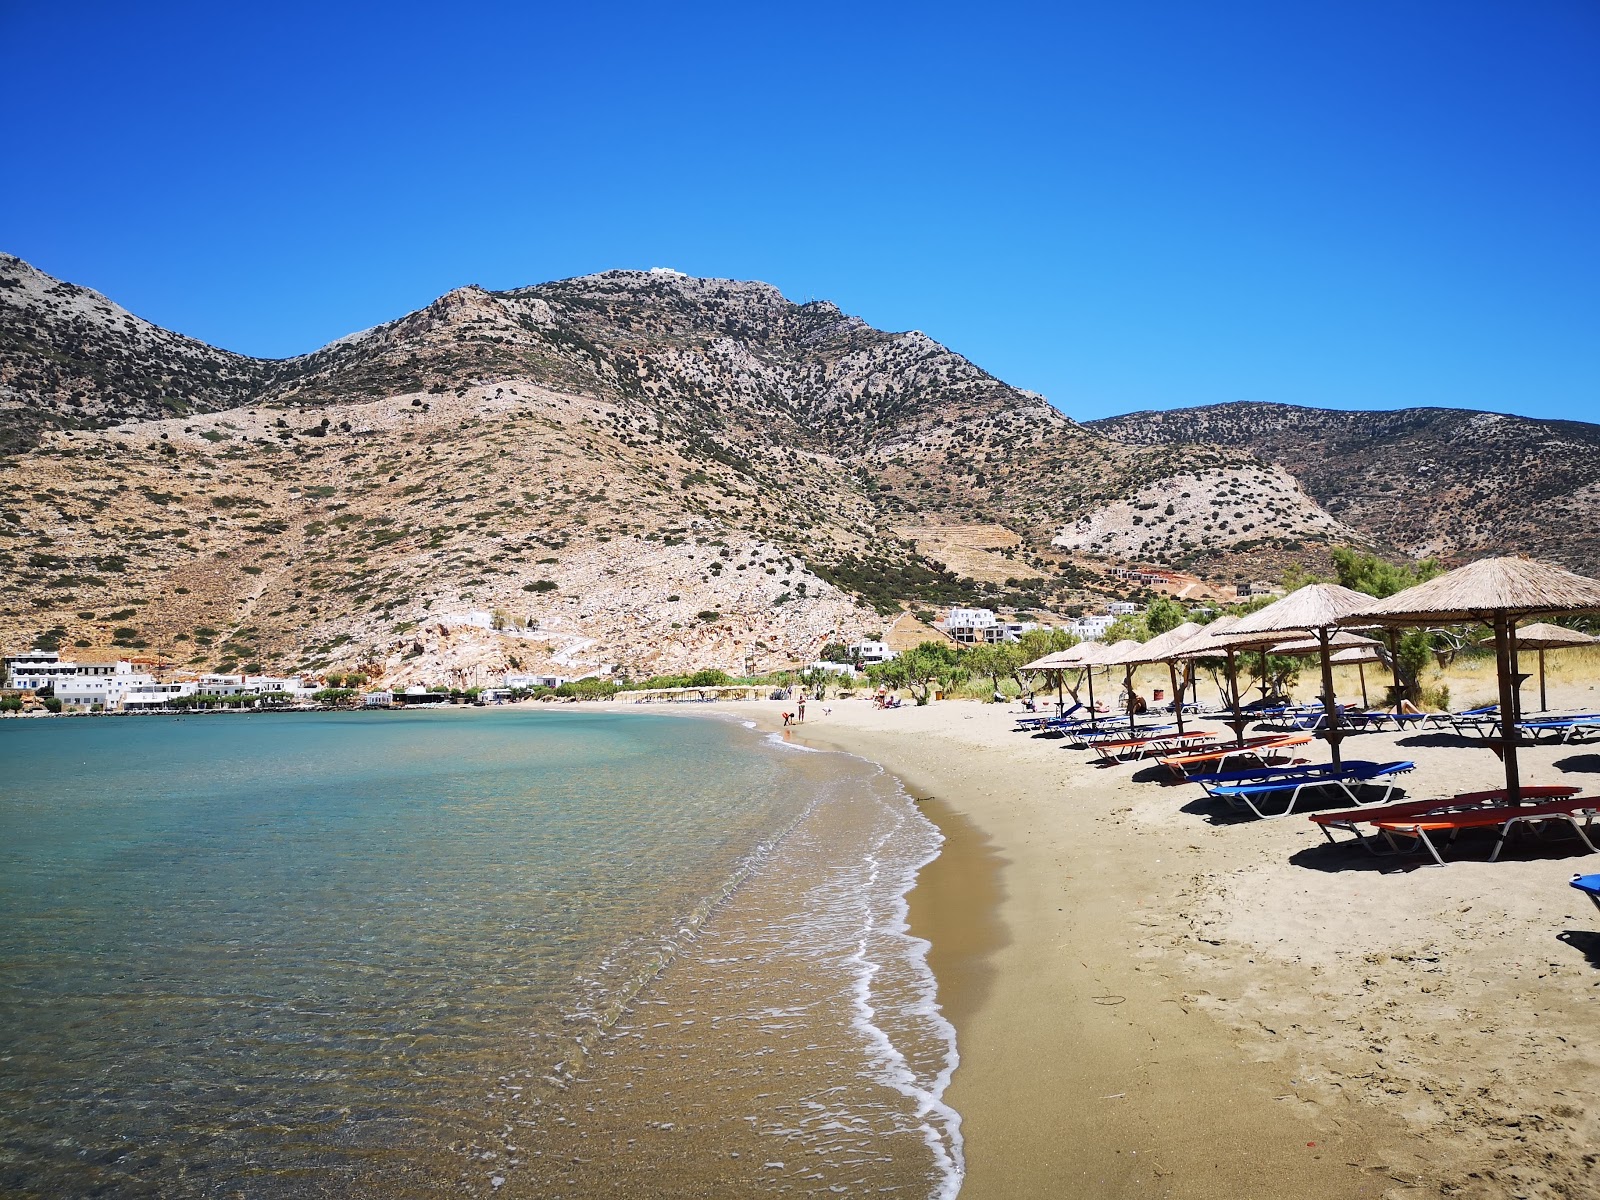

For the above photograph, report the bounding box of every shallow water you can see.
[0,709,958,1197]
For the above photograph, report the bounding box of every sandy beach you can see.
[651,686,1600,1200]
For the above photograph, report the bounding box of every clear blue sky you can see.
[3,1,1595,422]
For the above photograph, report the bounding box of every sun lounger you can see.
[1572,873,1600,914]
[1516,717,1600,745]
[1091,729,1218,764]
[1197,760,1415,820]
[1157,733,1313,780]
[1372,798,1600,866]
[1426,704,1496,733]
[1070,722,1178,745]
[1310,785,1583,851]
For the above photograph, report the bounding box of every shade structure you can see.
[1478,621,1598,713]
[1328,643,1384,706]
[1225,584,1377,766]
[1340,556,1600,803]
[1103,622,1203,733]
[1166,616,1262,745]
[1092,638,1162,731]
[1019,647,1087,716]
[1268,630,1382,655]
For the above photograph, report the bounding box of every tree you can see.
[1145,596,1185,637]
[798,666,836,699]
[962,642,1021,699]
[867,641,965,705]
[818,641,854,665]
[1330,547,1441,599]
[1102,613,1149,643]
[1331,548,1444,702]
[1006,627,1080,697]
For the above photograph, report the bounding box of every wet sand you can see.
[659,696,1600,1200]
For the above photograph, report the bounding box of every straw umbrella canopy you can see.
[1108,621,1203,733]
[1224,583,1376,766]
[1339,556,1600,803]
[1480,622,1597,713]
[1169,614,1304,745]
[1020,648,1079,715]
[1092,637,1160,732]
[1077,639,1140,730]
[1269,631,1386,707]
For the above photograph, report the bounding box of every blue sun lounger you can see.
[1517,717,1600,744]
[1573,874,1600,914]
[1193,760,1415,820]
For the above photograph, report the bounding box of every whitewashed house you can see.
[942,608,1000,644]
[847,639,898,664]
[56,665,159,710]
[121,681,198,710]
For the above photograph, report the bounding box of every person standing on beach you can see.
[797,695,806,723]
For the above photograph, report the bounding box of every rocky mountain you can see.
[1089,403,1600,575]
[0,258,1359,684]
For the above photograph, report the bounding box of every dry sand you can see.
[654,689,1600,1200]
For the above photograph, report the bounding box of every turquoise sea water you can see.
[0,709,959,1198]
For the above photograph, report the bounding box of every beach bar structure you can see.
[1341,556,1600,804]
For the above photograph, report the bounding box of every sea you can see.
[0,707,961,1198]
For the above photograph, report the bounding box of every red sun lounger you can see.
[1092,729,1217,764]
[1372,798,1600,867]
[1157,733,1312,780]
[1311,785,1585,852]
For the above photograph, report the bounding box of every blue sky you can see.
[3,1,1595,422]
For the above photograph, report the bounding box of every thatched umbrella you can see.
[1111,621,1203,734]
[1168,615,1275,746]
[1086,639,1148,732]
[1270,631,1385,710]
[1487,622,1597,713]
[1340,557,1600,803]
[1225,584,1376,767]
[1331,643,1384,707]
[1020,647,1085,716]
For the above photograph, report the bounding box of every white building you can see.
[999,620,1042,642]
[806,661,857,676]
[55,666,159,711]
[943,608,999,644]
[4,649,64,688]
[121,681,198,710]
[847,639,898,664]
[1066,614,1117,642]
[245,675,306,696]
[1106,602,1140,616]
[505,673,568,690]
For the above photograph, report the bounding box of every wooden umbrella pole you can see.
[1086,666,1098,731]
[1125,665,1137,732]
[1386,629,1404,707]
[1168,661,1185,736]
[1318,626,1342,769]
[1539,647,1547,713]
[1258,647,1270,701]
[1226,649,1246,747]
[1493,614,1522,805]
[1055,670,1064,716]
[1358,660,1369,708]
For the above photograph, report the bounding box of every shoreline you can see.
[661,695,1598,1199]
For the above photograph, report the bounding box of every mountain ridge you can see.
[3,254,1586,686]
